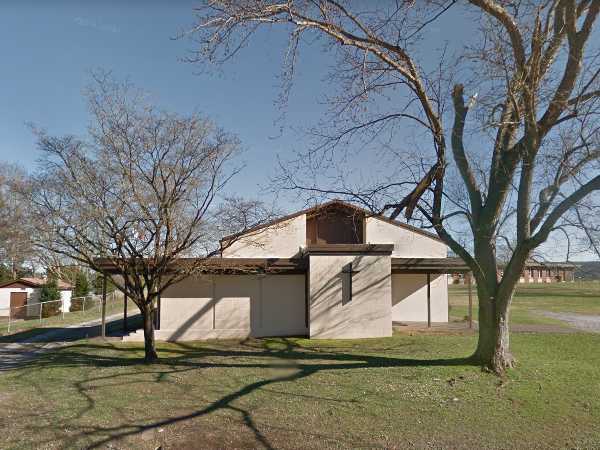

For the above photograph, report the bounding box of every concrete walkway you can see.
[0,313,124,371]
[536,311,600,333]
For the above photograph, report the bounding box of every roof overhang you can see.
[0,281,34,289]
[94,253,470,277]
[94,257,307,275]
[392,257,471,274]
[0,278,72,290]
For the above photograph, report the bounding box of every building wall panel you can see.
[309,254,392,339]
[391,274,448,322]
[144,274,306,341]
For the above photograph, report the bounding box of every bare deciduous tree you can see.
[187,0,600,374]
[568,195,600,258]
[29,74,260,362]
[0,163,37,278]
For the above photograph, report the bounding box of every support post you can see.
[123,293,128,334]
[101,275,107,338]
[155,295,161,330]
[426,273,431,328]
[304,272,309,329]
[467,272,473,329]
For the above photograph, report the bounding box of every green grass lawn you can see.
[0,282,598,449]
[449,280,600,327]
[0,296,137,337]
[1,333,599,449]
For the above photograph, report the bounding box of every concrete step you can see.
[122,329,145,342]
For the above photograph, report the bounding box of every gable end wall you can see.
[365,217,446,258]
[221,214,307,258]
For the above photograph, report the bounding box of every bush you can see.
[70,296,85,312]
[41,301,61,318]
[93,273,115,295]
[39,279,62,318]
[0,264,12,284]
[73,272,89,298]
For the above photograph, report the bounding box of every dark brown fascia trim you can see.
[220,199,444,244]
[195,258,307,274]
[391,257,471,273]
[391,256,577,274]
[303,243,394,255]
[392,269,468,274]
[93,257,308,275]
[392,257,467,264]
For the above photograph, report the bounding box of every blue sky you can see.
[0,0,331,201]
[0,1,596,261]
[0,1,463,202]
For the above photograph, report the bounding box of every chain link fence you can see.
[0,291,138,336]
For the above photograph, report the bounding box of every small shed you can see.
[0,277,73,318]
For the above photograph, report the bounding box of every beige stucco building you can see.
[122,200,458,342]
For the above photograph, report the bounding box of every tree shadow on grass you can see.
[13,338,477,449]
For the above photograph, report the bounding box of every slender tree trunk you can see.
[142,306,158,363]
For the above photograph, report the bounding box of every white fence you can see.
[0,291,123,334]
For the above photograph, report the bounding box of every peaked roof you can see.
[221,199,443,243]
[0,277,73,290]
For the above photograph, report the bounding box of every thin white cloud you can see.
[74,16,120,34]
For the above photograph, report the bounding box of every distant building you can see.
[449,261,576,284]
[0,277,73,318]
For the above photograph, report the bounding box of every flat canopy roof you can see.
[94,257,307,275]
[94,255,470,276]
[392,257,471,274]
[92,255,577,277]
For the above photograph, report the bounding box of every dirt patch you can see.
[536,311,600,333]
[510,323,576,333]
[393,321,576,335]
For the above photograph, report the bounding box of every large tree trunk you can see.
[474,292,515,374]
[142,307,158,363]
[471,235,519,375]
